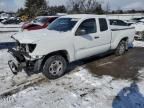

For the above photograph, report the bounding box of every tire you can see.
[43,55,67,79]
[125,40,129,51]
[115,40,127,56]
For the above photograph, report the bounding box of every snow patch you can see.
[138,68,144,80]
[0,32,16,42]
[0,68,133,108]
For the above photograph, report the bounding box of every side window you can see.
[99,18,108,32]
[75,18,96,36]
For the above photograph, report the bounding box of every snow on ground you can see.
[0,32,16,49]
[0,23,22,28]
[0,50,14,92]
[0,49,42,94]
[0,32,16,42]
[0,23,22,32]
[1,66,144,108]
[0,27,21,32]
[0,66,129,108]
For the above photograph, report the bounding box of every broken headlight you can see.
[28,44,37,53]
[17,43,36,53]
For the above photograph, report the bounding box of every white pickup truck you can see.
[8,14,135,79]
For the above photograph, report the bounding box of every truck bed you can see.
[110,25,135,49]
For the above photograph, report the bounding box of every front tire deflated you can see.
[42,55,67,79]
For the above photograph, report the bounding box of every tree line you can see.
[17,0,104,18]
[17,0,144,19]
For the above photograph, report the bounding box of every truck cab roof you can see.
[61,14,107,19]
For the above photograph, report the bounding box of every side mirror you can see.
[76,29,86,36]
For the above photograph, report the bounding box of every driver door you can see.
[74,18,100,60]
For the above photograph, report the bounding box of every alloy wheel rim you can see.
[49,60,63,76]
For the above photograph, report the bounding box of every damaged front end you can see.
[8,48,26,74]
[8,36,42,75]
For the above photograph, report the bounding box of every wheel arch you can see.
[111,36,129,50]
[39,50,70,72]
[121,37,129,42]
[116,37,129,49]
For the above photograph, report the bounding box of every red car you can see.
[22,16,58,31]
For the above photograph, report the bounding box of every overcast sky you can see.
[0,0,144,12]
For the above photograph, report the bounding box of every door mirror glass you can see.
[76,29,86,36]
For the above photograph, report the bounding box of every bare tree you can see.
[67,0,104,14]
[66,0,81,13]
[80,0,99,12]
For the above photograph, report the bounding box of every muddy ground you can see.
[69,48,144,81]
[85,48,144,80]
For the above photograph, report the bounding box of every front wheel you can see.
[115,40,127,56]
[43,55,67,79]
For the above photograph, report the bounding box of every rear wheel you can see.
[115,40,127,56]
[43,55,67,79]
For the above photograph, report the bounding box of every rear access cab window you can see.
[99,18,108,32]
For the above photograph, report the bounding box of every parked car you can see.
[1,17,21,25]
[8,14,135,79]
[124,20,135,26]
[22,16,59,31]
[0,13,10,22]
[131,17,144,23]
[131,22,144,40]
[0,18,5,22]
[140,19,144,22]
[109,19,130,26]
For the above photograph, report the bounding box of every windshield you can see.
[48,18,79,32]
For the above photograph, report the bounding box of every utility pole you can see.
[106,0,110,14]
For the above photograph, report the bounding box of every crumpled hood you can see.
[12,29,70,44]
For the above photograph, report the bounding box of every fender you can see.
[111,37,128,50]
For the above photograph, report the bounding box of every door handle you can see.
[94,36,99,39]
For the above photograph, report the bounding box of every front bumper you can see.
[8,48,43,75]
